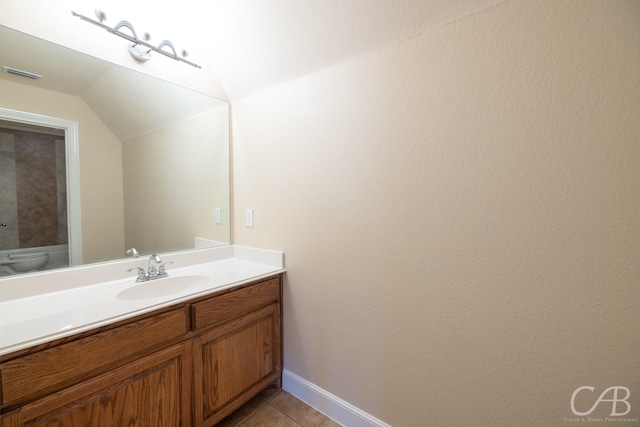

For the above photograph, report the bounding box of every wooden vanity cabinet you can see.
[0,274,283,427]
[191,276,282,426]
[0,343,192,426]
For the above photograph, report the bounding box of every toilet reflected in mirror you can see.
[0,251,49,275]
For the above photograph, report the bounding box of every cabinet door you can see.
[193,303,281,426]
[1,343,191,427]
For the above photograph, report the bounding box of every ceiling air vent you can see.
[2,66,42,80]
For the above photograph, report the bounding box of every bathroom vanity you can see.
[0,246,284,426]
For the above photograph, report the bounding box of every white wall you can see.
[232,1,640,425]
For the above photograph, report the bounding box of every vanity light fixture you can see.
[2,66,42,80]
[71,9,201,69]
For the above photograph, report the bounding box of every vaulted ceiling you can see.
[1,0,506,136]
[3,0,505,101]
[143,0,505,101]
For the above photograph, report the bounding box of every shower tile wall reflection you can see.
[55,139,67,244]
[0,131,19,250]
[0,127,67,250]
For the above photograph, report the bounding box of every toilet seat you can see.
[1,252,49,273]
[7,252,48,260]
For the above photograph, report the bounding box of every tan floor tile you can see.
[216,396,265,427]
[258,387,282,402]
[238,404,300,427]
[319,417,343,427]
[270,391,326,427]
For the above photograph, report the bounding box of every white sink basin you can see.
[116,275,211,300]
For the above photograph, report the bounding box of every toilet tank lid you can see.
[8,252,48,260]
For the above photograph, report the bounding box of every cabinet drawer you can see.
[0,307,188,407]
[191,276,280,331]
[2,343,191,427]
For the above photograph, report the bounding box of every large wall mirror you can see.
[0,25,230,278]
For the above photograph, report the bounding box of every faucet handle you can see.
[127,267,147,282]
[158,261,173,275]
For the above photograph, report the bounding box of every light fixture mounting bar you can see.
[71,11,201,69]
[3,66,43,80]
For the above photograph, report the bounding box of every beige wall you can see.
[123,107,230,254]
[0,79,125,263]
[232,1,640,425]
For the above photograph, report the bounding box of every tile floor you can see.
[216,388,343,427]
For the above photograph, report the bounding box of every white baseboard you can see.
[282,369,392,427]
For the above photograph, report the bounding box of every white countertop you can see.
[0,245,285,356]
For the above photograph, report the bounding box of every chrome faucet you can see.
[127,254,173,282]
[126,247,139,258]
[147,253,161,275]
